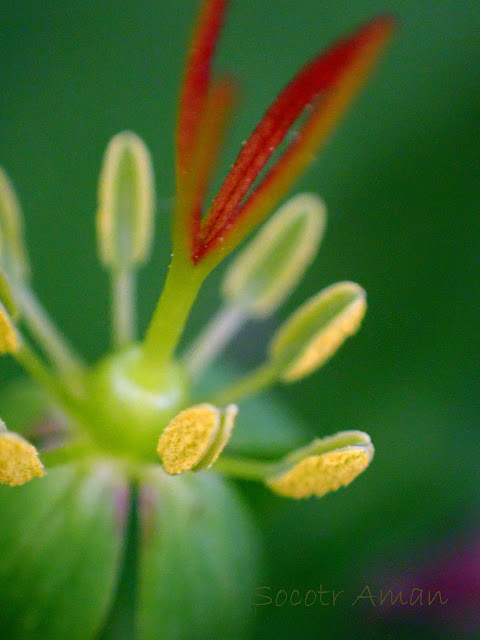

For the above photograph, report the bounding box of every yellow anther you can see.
[284,294,366,381]
[268,447,370,499]
[0,302,18,354]
[269,281,366,383]
[157,403,237,475]
[0,427,44,486]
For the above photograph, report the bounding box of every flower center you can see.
[85,345,189,461]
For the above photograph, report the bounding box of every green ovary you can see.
[85,345,189,461]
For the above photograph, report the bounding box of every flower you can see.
[0,1,395,637]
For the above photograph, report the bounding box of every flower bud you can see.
[0,168,30,281]
[157,403,237,474]
[222,193,326,317]
[269,281,366,382]
[267,430,373,498]
[97,131,155,269]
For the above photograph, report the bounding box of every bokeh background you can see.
[1,0,479,638]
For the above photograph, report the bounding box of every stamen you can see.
[194,403,237,470]
[0,301,18,354]
[284,296,365,381]
[0,269,18,320]
[157,403,237,474]
[97,131,155,347]
[270,281,367,382]
[0,420,44,486]
[97,131,155,269]
[267,448,370,499]
[183,192,325,379]
[214,431,374,499]
[222,192,326,317]
[211,282,366,405]
[0,167,30,280]
[0,172,85,385]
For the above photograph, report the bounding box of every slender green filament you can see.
[210,363,278,406]
[111,267,136,348]
[213,455,275,480]
[14,282,86,392]
[182,303,247,379]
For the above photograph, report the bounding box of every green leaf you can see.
[136,469,261,640]
[222,193,326,317]
[0,460,128,640]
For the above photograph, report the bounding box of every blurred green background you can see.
[1,0,479,638]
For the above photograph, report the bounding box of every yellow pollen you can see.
[283,297,366,382]
[0,432,44,486]
[267,448,370,499]
[157,404,219,475]
[0,305,18,354]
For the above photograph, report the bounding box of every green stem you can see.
[14,283,86,388]
[213,454,275,481]
[111,268,136,349]
[140,256,206,370]
[182,304,247,379]
[209,363,278,406]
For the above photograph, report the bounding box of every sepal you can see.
[136,468,260,640]
[0,460,129,639]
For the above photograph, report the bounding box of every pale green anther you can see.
[0,168,30,280]
[222,193,326,317]
[97,131,155,269]
[269,281,367,382]
[0,299,18,354]
[0,269,18,320]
